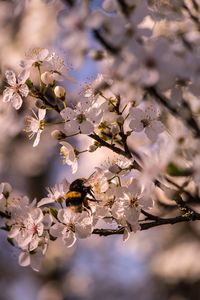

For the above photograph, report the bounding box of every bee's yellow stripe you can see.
[65,191,82,199]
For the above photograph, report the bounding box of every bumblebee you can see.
[64,178,96,213]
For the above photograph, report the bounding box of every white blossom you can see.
[3,70,29,109]
[50,209,93,247]
[60,141,78,174]
[129,103,165,142]
[8,207,44,249]
[60,99,103,135]
[37,179,70,207]
[20,47,50,69]
[25,109,46,147]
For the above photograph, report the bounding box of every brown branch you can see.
[147,86,200,138]
[89,133,132,159]
[92,210,200,236]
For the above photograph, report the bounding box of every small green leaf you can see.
[49,207,58,219]
[167,162,193,177]
[26,79,34,89]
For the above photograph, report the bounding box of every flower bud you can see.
[109,164,121,174]
[35,99,46,109]
[88,49,106,60]
[41,71,54,85]
[88,143,98,152]
[54,86,66,99]
[116,116,124,125]
[111,124,120,135]
[51,130,66,140]
[0,182,12,198]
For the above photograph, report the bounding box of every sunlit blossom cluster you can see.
[0,160,154,271]
[1,0,200,272]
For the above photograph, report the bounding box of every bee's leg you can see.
[83,199,93,215]
[88,189,96,200]
[88,198,101,203]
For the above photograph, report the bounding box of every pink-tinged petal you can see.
[33,131,41,147]
[60,107,76,120]
[31,208,43,223]
[128,179,142,197]
[75,224,93,238]
[144,104,160,120]
[80,121,94,134]
[124,207,140,226]
[145,121,164,142]
[29,236,39,251]
[19,84,29,97]
[17,69,30,84]
[36,223,44,236]
[63,230,76,247]
[11,93,23,110]
[129,119,144,132]
[95,206,110,218]
[64,120,79,135]
[139,195,153,209]
[77,99,91,111]
[129,107,145,120]
[37,197,54,207]
[3,87,14,102]
[38,48,49,61]
[151,120,165,133]
[30,250,43,272]
[16,231,33,248]
[43,213,53,229]
[38,108,46,120]
[71,160,78,174]
[58,209,73,224]
[18,252,30,267]
[8,226,20,238]
[50,223,65,238]
[87,107,103,124]
[5,70,16,86]
[123,228,130,242]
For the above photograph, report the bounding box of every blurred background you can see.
[0,0,200,299]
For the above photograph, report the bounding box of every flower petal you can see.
[38,108,46,120]
[19,84,29,97]
[18,252,30,267]
[145,121,164,142]
[80,121,94,134]
[3,88,14,103]
[11,93,23,110]
[129,108,145,120]
[60,107,76,121]
[63,230,76,247]
[17,69,30,84]
[33,131,41,147]
[75,223,93,238]
[8,226,20,238]
[50,223,65,238]
[64,120,79,135]
[5,70,16,86]
[129,119,144,132]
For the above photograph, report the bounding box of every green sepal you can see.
[1,224,11,231]
[7,237,15,247]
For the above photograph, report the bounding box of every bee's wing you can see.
[86,169,105,186]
